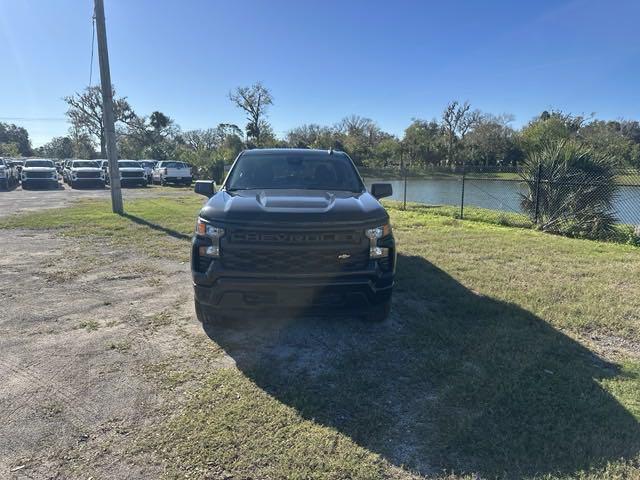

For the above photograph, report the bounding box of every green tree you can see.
[462,114,523,166]
[402,119,445,167]
[0,142,20,157]
[578,120,640,168]
[519,110,585,153]
[64,85,136,157]
[441,101,481,165]
[119,110,179,159]
[286,124,344,151]
[229,82,273,147]
[68,124,96,158]
[0,122,32,156]
[177,124,245,179]
[336,115,386,166]
[37,136,74,159]
[368,137,400,168]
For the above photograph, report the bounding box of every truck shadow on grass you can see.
[203,254,640,478]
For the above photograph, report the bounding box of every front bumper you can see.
[22,178,58,188]
[192,238,395,313]
[71,177,105,184]
[120,177,147,186]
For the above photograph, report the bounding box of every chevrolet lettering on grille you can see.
[230,231,359,244]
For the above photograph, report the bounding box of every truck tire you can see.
[364,300,391,323]
[1,178,8,190]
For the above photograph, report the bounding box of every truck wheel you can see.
[364,300,391,323]
[1,178,8,190]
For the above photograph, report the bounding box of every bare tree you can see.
[442,100,481,165]
[228,82,273,146]
[64,85,136,157]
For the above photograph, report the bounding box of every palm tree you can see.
[520,140,618,239]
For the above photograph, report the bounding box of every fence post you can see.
[460,163,466,219]
[403,165,408,211]
[534,163,542,225]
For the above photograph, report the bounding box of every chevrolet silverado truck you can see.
[67,159,105,188]
[21,159,59,189]
[152,161,192,186]
[191,148,395,323]
[108,160,147,187]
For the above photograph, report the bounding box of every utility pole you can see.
[94,0,123,214]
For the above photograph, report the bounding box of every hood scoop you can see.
[256,190,335,212]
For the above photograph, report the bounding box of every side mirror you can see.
[371,183,393,200]
[194,180,216,198]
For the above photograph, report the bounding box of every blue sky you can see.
[1,0,639,147]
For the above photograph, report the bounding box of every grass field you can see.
[1,195,639,479]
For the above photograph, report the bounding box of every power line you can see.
[0,117,66,122]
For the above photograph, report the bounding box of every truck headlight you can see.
[365,223,391,259]
[196,218,225,257]
[0,169,5,178]
[53,171,60,179]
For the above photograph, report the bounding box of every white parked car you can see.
[20,159,59,190]
[107,160,147,187]
[152,161,192,186]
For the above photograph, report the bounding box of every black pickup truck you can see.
[191,148,396,322]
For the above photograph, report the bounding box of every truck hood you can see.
[71,167,102,173]
[23,167,56,173]
[199,189,388,226]
[117,168,144,172]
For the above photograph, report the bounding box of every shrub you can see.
[520,141,618,239]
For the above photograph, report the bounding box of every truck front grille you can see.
[221,228,369,274]
[222,248,369,274]
[76,171,101,179]
[229,230,361,245]
[121,171,143,178]
[25,171,51,179]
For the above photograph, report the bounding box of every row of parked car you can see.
[0,158,193,190]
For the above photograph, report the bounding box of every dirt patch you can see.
[0,229,208,478]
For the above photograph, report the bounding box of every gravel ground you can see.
[0,225,202,478]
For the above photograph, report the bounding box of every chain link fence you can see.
[360,165,640,245]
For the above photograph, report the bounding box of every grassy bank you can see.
[2,195,639,479]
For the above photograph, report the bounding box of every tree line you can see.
[2,82,639,178]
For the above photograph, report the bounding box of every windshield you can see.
[72,161,99,168]
[140,161,155,167]
[162,161,187,169]
[24,160,54,168]
[225,152,364,192]
[118,161,141,168]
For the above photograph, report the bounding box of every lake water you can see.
[363,177,640,225]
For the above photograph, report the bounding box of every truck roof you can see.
[241,148,345,157]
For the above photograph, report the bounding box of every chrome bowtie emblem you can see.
[337,253,351,260]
